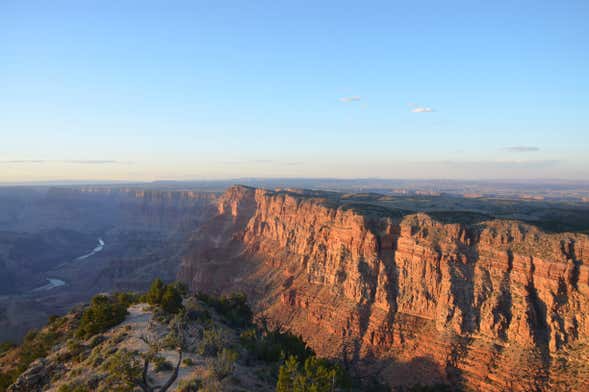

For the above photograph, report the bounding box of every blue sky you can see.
[1,0,588,182]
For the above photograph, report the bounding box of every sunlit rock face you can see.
[180,185,589,391]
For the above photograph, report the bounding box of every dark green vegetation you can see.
[101,349,143,392]
[76,295,130,339]
[193,292,352,391]
[196,291,253,327]
[0,343,13,356]
[146,278,185,315]
[276,355,350,392]
[0,369,15,390]
[239,324,314,364]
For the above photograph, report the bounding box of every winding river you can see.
[75,238,105,261]
[31,238,105,292]
[32,278,66,292]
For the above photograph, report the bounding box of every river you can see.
[75,238,105,261]
[31,238,105,292]
[31,278,66,292]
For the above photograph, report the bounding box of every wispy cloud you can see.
[221,160,303,166]
[411,106,435,113]
[0,160,132,165]
[1,160,46,164]
[339,96,361,103]
[67,160,131,164]
[501,146,540,152]
[420,159,559,168]
[252,159,274,164]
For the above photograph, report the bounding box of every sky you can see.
[1,0,588,183]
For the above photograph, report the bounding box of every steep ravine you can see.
[180,186,589,391]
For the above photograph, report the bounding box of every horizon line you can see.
[2,177,589,187]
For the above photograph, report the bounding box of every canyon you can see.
[1,183,588,390]
[0,186,218,342]
[180,185,589,391]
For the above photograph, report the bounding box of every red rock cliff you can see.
[180,186,589,391]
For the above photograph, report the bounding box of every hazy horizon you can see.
[3,177,589,188]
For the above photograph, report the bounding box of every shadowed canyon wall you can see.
[180,186,589,391]
[0,187,219,342]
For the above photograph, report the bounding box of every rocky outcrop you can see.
[7,358,64,392]
[180,186,589,391]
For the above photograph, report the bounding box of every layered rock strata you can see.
[180,186,589,391]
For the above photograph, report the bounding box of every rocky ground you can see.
[1,299,279,392]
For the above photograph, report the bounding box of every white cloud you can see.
[339,96,361,103]
[411,106,435,113]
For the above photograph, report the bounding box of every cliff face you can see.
[180,186,589,391]
[45,187,219,232]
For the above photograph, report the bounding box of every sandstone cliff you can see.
[180,186,589,391]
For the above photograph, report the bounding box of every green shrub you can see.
[198,327,227,357]
[153,355,174,372]
[101,349,142,392]
[276,355,349,392]
[170,281,189,297]
[209,348,238,380]
[240,327,314,363]
[185,299,211,323]
[0,341,14,356]
[76,295,128,339]
[0,370,19,391]
[197,292,253,327]
[145,279,184,314]
[64,338,87,362]
[276,355,300,392]
[114,292,141,307]
[146,278,165,305]
[161,285,183,314]
[182,357,194,367]
[153,307,173,324]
